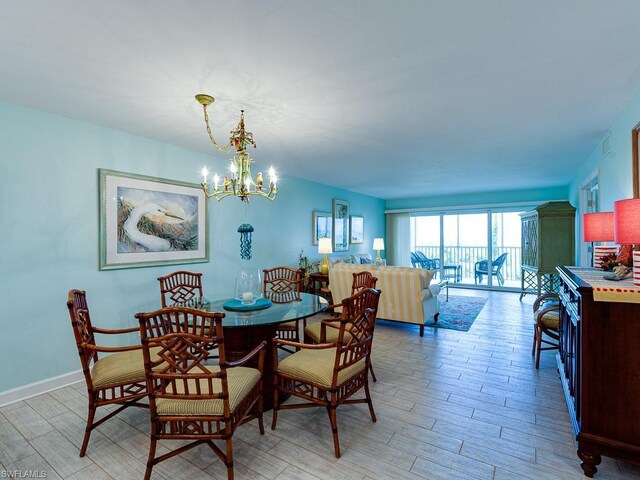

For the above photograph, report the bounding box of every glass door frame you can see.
[411,206,531,292]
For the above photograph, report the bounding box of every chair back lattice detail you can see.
[351,272,377,295]
[263,267,303,295]
[334,288,381,384]
[158,271,204,307]
[137,308,227,403]
[67,290,99,371]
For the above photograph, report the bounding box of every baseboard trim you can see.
[0,370,84,407]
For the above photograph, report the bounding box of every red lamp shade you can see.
[583,212,614,242]
[614,198,640,244]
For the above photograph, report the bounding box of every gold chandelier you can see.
[196,94,278,203]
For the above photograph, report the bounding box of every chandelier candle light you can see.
[583,212,616,269]
[196,94,278,203]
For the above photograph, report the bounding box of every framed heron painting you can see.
[99,169,209,270]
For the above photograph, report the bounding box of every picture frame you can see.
[312,210,332,246]
[99,169,209,270]
[350,215,364,244]
[332,198,350,252]
[633,124,640,198]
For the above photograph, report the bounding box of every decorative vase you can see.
[593,246,618,270]
[234,268,263,305]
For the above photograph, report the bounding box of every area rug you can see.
[425,295,487,331]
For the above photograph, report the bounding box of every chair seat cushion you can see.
[91,347,161,388]
[278,320,299,330]
[304,321,353,344]
[155,366,261,416]
[277,347,365,389]
[534,309,559,330]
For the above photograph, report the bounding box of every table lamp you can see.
[614,198,640,286]
[373,237,385,265]
[583,212,615,269]
[318,237,332,275]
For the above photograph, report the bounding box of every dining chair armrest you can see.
[92,326,140,335]
[533,293,560,311]
[272,338,336,350]
[223,340,267,373]
[81,343,142,353]
[320,319,341,342]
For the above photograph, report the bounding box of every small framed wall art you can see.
[332,198,350,252]
[350,215,364,244]
[312,210,332,246]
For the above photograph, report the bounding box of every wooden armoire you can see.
[519,201,575,299]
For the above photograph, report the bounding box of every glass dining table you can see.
[146,292,328,409]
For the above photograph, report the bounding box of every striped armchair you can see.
[328,264,441,336]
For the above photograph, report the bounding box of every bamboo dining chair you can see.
[304,271,379,381]
[136,306,266,480]
[271,288,381,457]
[532,292,560,369]
[263,266,304,352]
[158,271,204,306]
[66,289,155,457]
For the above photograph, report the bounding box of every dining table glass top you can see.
[170,292,328,328]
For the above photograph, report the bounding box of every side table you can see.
[308,272,329,295]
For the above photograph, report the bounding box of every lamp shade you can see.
[373,237,385,251]
[614,198,640,244]
[318,237,333,255]
[583,212,614,242]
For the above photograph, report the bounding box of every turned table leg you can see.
[578,449,602,478]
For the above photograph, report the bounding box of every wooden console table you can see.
[556,266,640,477]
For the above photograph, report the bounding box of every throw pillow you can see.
[416,269,436,289]
[360,257,374,264]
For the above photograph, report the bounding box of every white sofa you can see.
[328,263,442,336]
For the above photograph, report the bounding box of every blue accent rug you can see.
[425,295,487,331]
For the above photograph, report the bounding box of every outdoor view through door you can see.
[410,211,524,289]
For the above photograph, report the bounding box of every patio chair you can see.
[474,252,508,286]
[411,251,440,270]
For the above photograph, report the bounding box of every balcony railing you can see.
[415,245,522,285]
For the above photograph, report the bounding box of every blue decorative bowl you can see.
[222,298,273,312]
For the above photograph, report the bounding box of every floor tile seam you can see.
[459,440,580,480]
[401,438,497,479]
[13,451,77,480]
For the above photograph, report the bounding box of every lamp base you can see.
[633,251,640,286]
[321,254,329,275]
[594,246,618,269]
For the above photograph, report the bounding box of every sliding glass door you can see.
[411,208,525,290]
[443,213,488,285]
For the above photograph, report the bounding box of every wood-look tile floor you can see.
[2,289,640,479]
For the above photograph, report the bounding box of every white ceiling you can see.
[2,1,640,199]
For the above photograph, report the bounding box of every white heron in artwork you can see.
[123,202,185,252]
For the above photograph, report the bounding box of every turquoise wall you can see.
[0,101,385,393]
[569,93,640,227]
[385,186,568,211]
